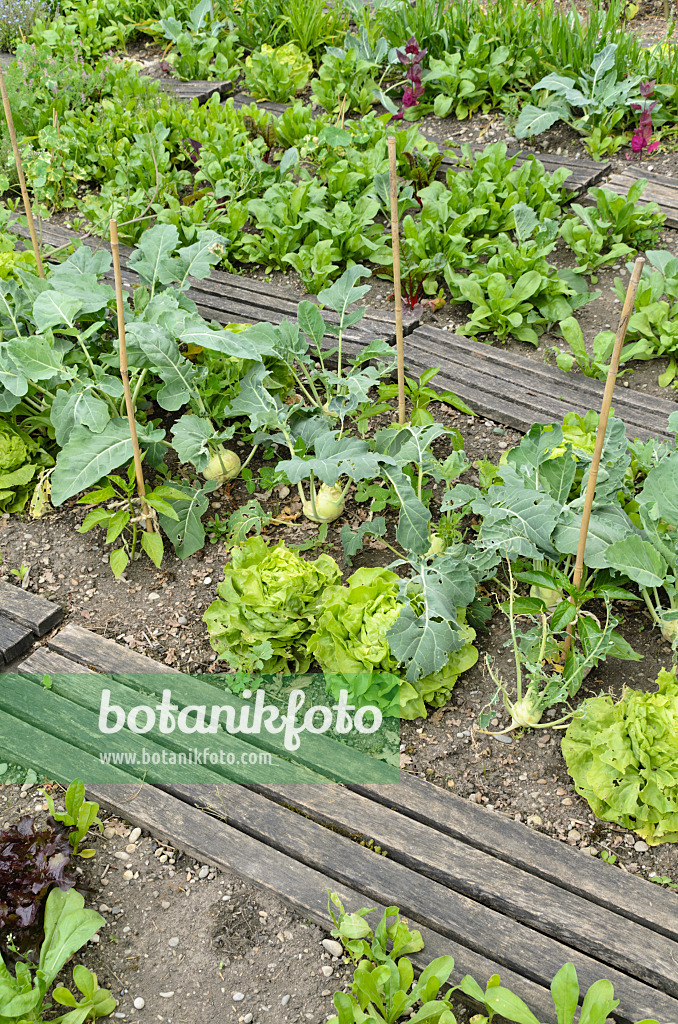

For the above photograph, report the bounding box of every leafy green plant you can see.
[244,42,312,102]
[153,0,242,80]
[377,368,473,427]
[0,887,115,1023]
[327,893,424,966]
[310,565,479,720]
[422,35,517,120]
[76,463,187,578]
[515,43,642,149]
[562,667,678,844]
[311,47,379,114]
[203,536,341,672]
[43,779,102,858]
[0,418,50,513]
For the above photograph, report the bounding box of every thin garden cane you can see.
[388,137,406,426]
[561,255,645,659]
[0,63,44,278]
[110,218,154,534]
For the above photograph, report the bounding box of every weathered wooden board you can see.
[404,325,675,440]
[162,783,678,1024]
[0,581,63,635]
[230,92,291,116]
[46,624,397,784]
[0,708,134,784]
[78,782,600,1024]
[0,615,33,664]
[14,653,325,785]
[603,167,678,230]
[249,782,678,971]
[157,78,232,104]
[354,776,678,942]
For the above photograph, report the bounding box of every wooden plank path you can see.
[604,166,678,230]
[10,221,416,354]
[0,616,676,1024]
[0,581,62,665]
[157,78,231,104]
[403,324,676,441]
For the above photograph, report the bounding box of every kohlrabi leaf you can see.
[605,534,668,588]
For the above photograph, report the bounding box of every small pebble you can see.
[177,616,188,625]
[243,1015,253,1023]
[133,997,145,1010]
[161,901,170,910]
[114,851,129,860]
[122,870,133,880]
[129,827,141,843]
[634,840,649,852]
[168,936,179,948]
[199,866,209,879]
[203,577,212,585]
[232,992,244,1002]
[281,994,291,1006]
[148,592,160,601]
[125,844,136,853]
[159,991,174,999]
[321,939,343,957]
[321,966,334,978]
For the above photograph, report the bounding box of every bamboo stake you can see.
[110,219,154,533]
[0,63,44,278]
[388,137,406,426]
[561,256,645,657]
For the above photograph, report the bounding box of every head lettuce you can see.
[562,668,678,844]
[203,536,340,672]
[309,566,478,719]
[0,419,42,513]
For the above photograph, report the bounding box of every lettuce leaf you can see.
[203,536,340,672]
[562,668,678,844]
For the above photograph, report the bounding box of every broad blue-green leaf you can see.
[515,104,562,138]
[157,480,218,558]
[6,334,71,382]
[127,224,180,290]
[297,300,325,349]
[170,414,216,471]
[475,486,561,560]
[317,264,371,317]
[605,534,668,588]
[0,346,28,395]
[173,230,227,287]
[127,322,200,410]
[553,504,633,569]
[32,291,82,332]
[640,450,678,527]
[224,364,286,431]
[51,418,164,505]
[51,385,111,447]
[381,466,431,556]
[340,517,387,566]
[278,432,387,486]
[180,320,272,359]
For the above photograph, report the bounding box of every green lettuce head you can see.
[0,420,40,513]
[562,668,678,844]
[203,536,340,672]
[309,566,477,719]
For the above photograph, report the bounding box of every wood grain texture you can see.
[0,614,33,664]
[157,79,232,104]
[46,624,398,784]
[603,168,678,229]
[353,776,678,941]
[0,708,134,784]
[15,659,324,785]
[248,782,678,987]
[0,581,63,635]
[79,782,589,1024]
[164,783,678,1024]
[404,326,675,440]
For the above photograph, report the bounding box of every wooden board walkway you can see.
[403,324,676,441]
[157,78,231,104]
[10,221,416,352]
[0,582,62,665]
[2,622,678,1024]
[604,166,678,230]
